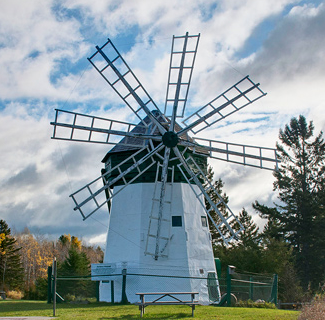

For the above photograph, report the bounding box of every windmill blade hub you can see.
[162,131,179,148]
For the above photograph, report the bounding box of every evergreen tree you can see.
[255,115,325,290]
[253,202,284,241]
[0,220,24,291]
[205,164,299,300]
[60,248,90,276]
[215,209,263,273]
[257,215,303,302]
[57,247,95,299]
[204,166,230,245]
[235,208,260,247]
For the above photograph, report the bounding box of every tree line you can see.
[0,225,103,299]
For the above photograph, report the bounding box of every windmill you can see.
[51,33,278,304]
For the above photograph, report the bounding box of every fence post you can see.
[226,265,236,306]
[52,258,57,317]
[271,274,278,306]
[47,266,52,304]
[226,266,232,306]
[214,258,221,278]
[111,280,115,304]
[249,276,254,300]
[121,269,128,304]
[96,281,100,302]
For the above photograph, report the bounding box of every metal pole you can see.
[249,276,254,300]
[226,266,231,306]
[52,258,57,317]
[272,274,278,306]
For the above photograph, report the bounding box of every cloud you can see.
[4,164,39,188]
[0,0,324,247]
[0,0,86,100]
[0,101,109,240]
[247,3,325,82]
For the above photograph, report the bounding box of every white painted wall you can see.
[93,182,220,304]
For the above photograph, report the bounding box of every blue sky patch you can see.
[235,17,278,59]
[200,2,218,21]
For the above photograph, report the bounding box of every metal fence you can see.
[49,265,277,307]
[218,266,278,306]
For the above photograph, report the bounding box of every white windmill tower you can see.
[51,33,278,304]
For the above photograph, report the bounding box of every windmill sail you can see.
[71,144,162,220]
[88,39,166,133]
[164,32,200,120]
[174,147,244,244]
[51,109,158,147]
[180,76,266,135]
[180,138,278,170]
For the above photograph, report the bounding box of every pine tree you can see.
[57,247,94,299]
[255,115,325,290]
[235,208,260,247]
[0,220,24,291]
[214,208,263,273]
[204,166,230,245]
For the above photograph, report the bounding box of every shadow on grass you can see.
[0,301,196,319]
[0,301,129,314]
[99,312,190,319]
[0,300,52,312]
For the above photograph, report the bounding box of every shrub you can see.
[298,300,325,320]
[6,290,24,299]
[236,299,276,309]
[23,277,48,300]
[65,293,76,302]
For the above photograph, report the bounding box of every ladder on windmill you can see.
[145,164,174,259]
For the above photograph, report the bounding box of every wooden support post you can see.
[111,280,115,304]
[96,281,100,302]
[121,269,127,304]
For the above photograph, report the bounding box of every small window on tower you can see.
[201,216,207,227]
[172,216,182,227]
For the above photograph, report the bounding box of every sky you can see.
[0,0,324,248]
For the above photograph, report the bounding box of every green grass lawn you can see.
[0,300,299,320]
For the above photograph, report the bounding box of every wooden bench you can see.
[136,292,199,317]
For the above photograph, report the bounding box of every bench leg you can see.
[192,304,195,317]
[139,294,145,318]
[139,305,145,318]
